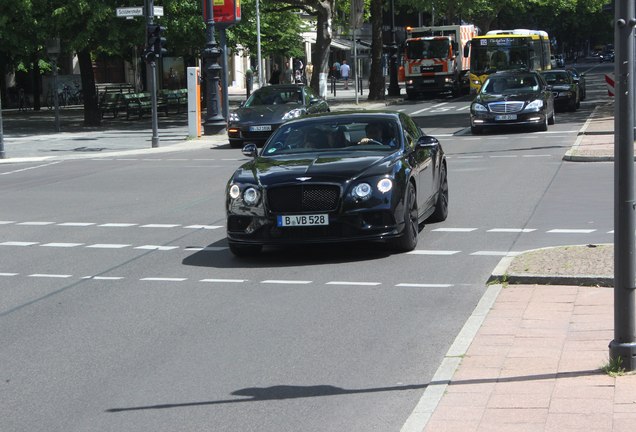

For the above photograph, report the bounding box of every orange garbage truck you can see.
[403,24,477,99]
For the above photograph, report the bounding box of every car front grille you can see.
[267,184,341,213]
[488,101,525,113]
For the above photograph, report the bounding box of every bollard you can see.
[331,76,336,96]
[358,76,363,95]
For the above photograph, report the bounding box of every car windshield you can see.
[244,87,303,107]
[262,118,401,155]
[481,75,539,94]
[542,72,570,84]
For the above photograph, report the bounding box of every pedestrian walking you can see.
[283,62,294,84]
[269,64,281,85]
[340,60,351,89]
[332,60,341,79]
[305,62,314,84]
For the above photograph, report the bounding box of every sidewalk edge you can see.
[400,283,503,432]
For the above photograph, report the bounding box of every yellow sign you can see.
[214,0,224,5]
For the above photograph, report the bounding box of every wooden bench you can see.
[99,92,126,119]
[159,89,188,115]
[123,93,152,119]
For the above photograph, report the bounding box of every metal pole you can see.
[256,0,263,88]
[203,0,226,135]
[53,57,60,132]
[387,0,400,96]
[147,0,159,147]
[0,91,5,159]
[610,0,636,371]
[220,29,229,120]
[353,29,359,105]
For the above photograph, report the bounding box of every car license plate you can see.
[422,79,435,84]
[249,125,272,132]
[495,114,517,121]
[277,214,329,227]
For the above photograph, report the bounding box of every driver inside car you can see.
[358,122,397,148]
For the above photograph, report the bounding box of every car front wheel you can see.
[427,164,448,223]
[391,182,419,252]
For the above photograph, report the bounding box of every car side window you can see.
[400,114,420,150]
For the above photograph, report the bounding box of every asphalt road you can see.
[0,63,615,431]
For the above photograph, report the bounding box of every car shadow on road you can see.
[182,239,394,269]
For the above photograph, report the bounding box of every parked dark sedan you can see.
[227,84,330,147]
[541,69,580,112]
[566,67,586,101]
[470,70,555,134]
[225,112,448,256]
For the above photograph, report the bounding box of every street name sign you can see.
[116,7,143,17]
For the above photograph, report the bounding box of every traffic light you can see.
[145,24,167,62]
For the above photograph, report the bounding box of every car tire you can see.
[426,164,449,223]
[548,110,556,125]
[229,243,262,257]
[471,125,483,135]
[537,114,549,132]
[391,182,419,252]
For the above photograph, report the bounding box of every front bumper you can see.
[470,111,547,128]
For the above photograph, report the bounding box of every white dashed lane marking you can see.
[547,229,596,234]
[1,242,38,246]
[432,228,478,232]
[261,280,312,285]
[407,250,461,255]
[86,244,131,249]
[41,243,84,248]
[28,274,72,278]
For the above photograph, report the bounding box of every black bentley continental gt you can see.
[225,112,449,256]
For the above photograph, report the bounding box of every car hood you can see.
[234,153,395,186]
[475,92,542,104]
[234,104,303,123]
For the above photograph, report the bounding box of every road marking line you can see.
[326,281,381,286]
[608,230,614,234]
[134,245,180,251]
[0,221,15,225]
[0,161,62,175]
[487,228,536,233]
[261,280,312,284]
[41,243,84,248]
[490,155,517,158]
[98,223,138,227]
[200,279,245,283]
[410,107,432,115]
[0,241,38,246]
[396,283,453,288]
[17,221,55,226]
[455,156,483,159]
[547,229,596,234]
[86,244,131,249]
[408,250,460,255]
[184,225,223,229]
[140,224,181,228]
[29,274,72,278]
[457,105,471,111]
[522,154,552,158]
[432,228,477,232]
[57,222,96,226]
[140,277,187,282]
[82,276,125,280]
[0,273,19,277]
[471,251,522,256]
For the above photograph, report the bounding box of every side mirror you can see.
[463,41,470,58]
[416,135,440,149]
[242,143,258,158]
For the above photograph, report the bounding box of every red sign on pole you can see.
[203,0,241,27]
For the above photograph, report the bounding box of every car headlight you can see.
[377,178,393,193]
[472,103,488,113]
[526,99,544,111]
[243,187,261,205]
[229,184,240,199]
[228,111,240,122]
[282,109,305,120]
[352,183,372,200]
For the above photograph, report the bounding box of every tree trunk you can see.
[78,48,101,126]
[367,0,385,100]
[309,0,334,95]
